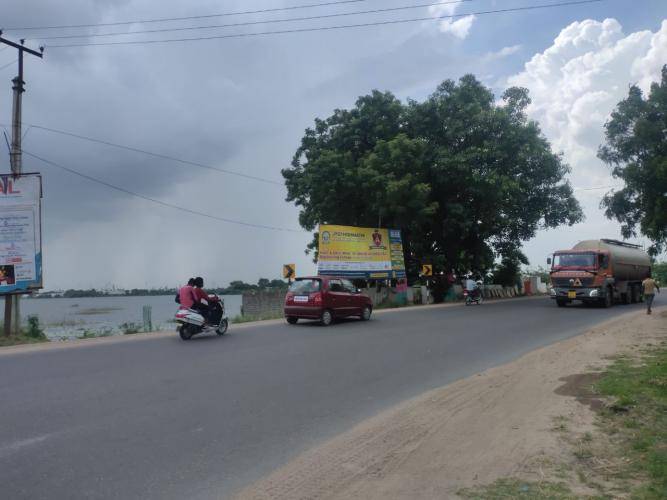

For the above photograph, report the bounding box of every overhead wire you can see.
[42,0,605,48]
[0,59,18,71]
[22,124,283,186]
[4,0,375,31]
[29,0,480,41]
[22,150,305,233]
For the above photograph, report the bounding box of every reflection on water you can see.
[14,295,242,339]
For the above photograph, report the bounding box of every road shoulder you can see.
[234,307,666,500]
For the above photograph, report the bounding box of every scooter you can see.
[463,285,483,306]
[175,295,228,340]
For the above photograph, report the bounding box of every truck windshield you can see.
[553,254,596,268]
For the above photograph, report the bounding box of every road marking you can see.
[0,433,53,459]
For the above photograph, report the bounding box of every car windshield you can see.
[289,279,321,294]
[553,253,596,268]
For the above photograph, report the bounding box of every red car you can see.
[284,276,373,326]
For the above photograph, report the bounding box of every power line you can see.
[30,0,479,41]
[0,59,18,71]
[23,150,304,233]
[45,0,605,48]
[24,124,283,186]
[5,0,374,31]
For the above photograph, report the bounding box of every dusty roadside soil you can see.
[235,307,667,500]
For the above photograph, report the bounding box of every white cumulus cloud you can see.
[429,3,476,39]
[508,18,667,263]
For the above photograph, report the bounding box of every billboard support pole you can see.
[1,33,44,335]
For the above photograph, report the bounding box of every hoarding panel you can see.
[317,224,405,279]
[0,174,43,294]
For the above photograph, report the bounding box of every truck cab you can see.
[549,239,650,308]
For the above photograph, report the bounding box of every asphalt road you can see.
[0,296,660,499]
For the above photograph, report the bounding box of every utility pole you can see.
[0,32,43,337]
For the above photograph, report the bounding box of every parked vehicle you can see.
[284,276,373,326]
[175,295,228,340]
[548,239,651,308]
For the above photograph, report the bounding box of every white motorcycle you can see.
[175,295,228,340]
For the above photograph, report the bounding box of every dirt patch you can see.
[554,373,604,411]
[234,307,666,500]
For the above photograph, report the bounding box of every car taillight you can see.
[285,292,294,304]
[311,292,323,305]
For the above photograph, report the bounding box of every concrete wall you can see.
[241,290,285,318]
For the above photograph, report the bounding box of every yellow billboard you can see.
[317,224,406,279]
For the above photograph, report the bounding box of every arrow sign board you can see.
[283,264,296,279]
[421,264,433,277]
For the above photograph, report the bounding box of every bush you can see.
[25,315,46,340]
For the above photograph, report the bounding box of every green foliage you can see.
[284,76,582,280]
[120,323,140,335]
[492,251,529,287]
[595,345,667,498]
[653,262,667,286]
[25,315,46,340]
[599,65,667,256]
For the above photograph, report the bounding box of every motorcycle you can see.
[463,284,483,306]
[175,295,228,340]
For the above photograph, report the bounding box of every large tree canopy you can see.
[283,75,583,280]
[599,65,667,255]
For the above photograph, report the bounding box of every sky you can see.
[1,0,666,289]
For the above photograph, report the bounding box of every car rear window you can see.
[289,279,321,294]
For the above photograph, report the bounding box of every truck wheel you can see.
[556,299,567,307]
[602,288,613,308]
[631,285,639,304]
[622,291,631,305]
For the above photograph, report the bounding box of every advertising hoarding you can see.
[317,224,406,279]
[0,174,43,294]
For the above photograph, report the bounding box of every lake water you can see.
[14,295,243,340]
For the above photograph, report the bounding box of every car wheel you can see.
[556,299,567,307]
[321,309,333,326]
[216,319,228,335]
[360,305,372,321]
[286,316,298,325]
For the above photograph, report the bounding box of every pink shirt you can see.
[179,285,195,309]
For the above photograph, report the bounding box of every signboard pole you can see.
[0,33,44,336]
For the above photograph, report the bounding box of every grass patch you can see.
[458,478,579,499]
[593,344,667,498]
[0,315,49,347]
[232,311,283,324]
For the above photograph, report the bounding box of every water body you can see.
[16,295,243,339]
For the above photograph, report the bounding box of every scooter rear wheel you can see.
[179,325,193,341]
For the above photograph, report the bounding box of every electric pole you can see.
[0,32,43,337]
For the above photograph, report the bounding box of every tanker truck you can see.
[548,239,651,308]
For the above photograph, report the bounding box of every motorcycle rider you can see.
[192,276,218,323]
[178,278,196,309]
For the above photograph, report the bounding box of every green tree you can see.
[599,65,667,255]
[653,261,667,285]
[284,76,582,284]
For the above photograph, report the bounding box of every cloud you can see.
[508,18,666,187]
[429,3,476,39]
[507,18,667,263]
[483,45,522,61]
